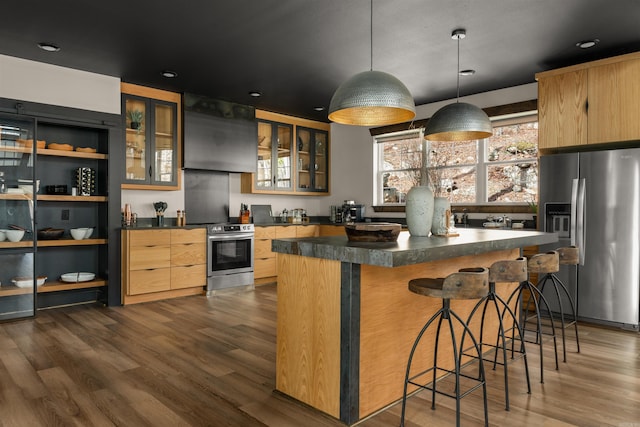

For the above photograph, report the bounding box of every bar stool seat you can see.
[400,267,490,427]
[505,252,560,383]
[462,258,531,410]
[536,246,581,362]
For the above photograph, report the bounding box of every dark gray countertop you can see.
[272,228,558,268]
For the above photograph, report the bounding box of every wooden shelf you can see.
[37,195,108,202]
[38,278,106,293]
[0,144,107,159]
[0,279,105,296]
[37,238,107,247]
[0,240,33,249]
[0,238,107,249]
[0,193,33,201]
[0,285,31,296]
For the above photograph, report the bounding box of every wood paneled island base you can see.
[273,229,558,425]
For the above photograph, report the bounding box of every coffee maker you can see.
[342,200,365,223]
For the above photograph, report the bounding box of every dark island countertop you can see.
[272,228,558,268]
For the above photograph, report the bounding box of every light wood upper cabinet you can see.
[536,52,640,151]
[121,83,182,190]
[587,58,640,144]
[242,110,330,195]
[537,69,587,150]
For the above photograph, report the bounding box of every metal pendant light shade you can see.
[424,102,492,141]
[424,28,493,141]
[328,70,416,126]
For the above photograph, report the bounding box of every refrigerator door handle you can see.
[576,178,586,265]
[570,179,579,247]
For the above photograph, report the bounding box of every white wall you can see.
[0,54,120,114]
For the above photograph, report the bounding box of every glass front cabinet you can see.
[121,83,181,190]
[296,126,328,192]
[256,120,293,191]
[0,100,120,321]
[0,114,36,320]
[241,110,330,195]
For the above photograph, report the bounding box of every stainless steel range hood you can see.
[183,93,257,173]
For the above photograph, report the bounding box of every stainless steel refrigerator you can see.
[539,148,640,331]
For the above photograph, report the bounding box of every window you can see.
[374,112,538,206]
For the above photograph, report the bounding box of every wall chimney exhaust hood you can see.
[183,93,257,173]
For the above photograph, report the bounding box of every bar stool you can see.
[462,258,531,411]
[505,252,559,383]
[536,246,581,362]
[400,267,489,427]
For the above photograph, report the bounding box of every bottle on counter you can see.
[177,210,183,226]
[181,210,186,226]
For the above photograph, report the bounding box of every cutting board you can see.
[251,204,273,223]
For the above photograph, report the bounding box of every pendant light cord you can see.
[370,0,373,71]
[456,32,460,102]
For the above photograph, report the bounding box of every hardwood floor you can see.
[0,284,638,426]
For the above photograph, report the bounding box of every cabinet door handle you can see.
[149,166,152,177]
[273,176,276,184]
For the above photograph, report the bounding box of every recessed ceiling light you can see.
[576,39,600,49]
[38,42,60,52]
[314,106,325,111]
[249,91,261,97]
[161,70,178,78]
[459,69,476,76]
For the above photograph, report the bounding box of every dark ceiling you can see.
[2,0,640,122]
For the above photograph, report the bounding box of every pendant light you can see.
[424,29,493,141]
[328,0,415,126]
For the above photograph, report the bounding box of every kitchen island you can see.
[271,228,558,425]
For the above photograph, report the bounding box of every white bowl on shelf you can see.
[83,227,94,239]
[17,179,40,194]
[70,228,88,240]
[6,229,25,242]
[0,230,6,242]
[60,272,95,283]
[12,276,47,288]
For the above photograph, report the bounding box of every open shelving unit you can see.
[0,98,122,319]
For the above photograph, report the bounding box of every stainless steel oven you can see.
[206,223,254,295]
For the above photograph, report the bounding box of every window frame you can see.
[373,110,538,208]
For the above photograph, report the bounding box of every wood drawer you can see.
[129,268,171,295]
[319,225,346,236]
[171,264,206,289]
[255,239,275,259]
[276,226,297,238]
[171,243,206,266]
[296,225,318,237]
[171,228,206,244]
[129,229,171,247]
[254,257,277,279]
[255,226,276,239]
[129,245,171,270]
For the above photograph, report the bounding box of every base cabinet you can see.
[254,225,319,284]
[122,228,206,304]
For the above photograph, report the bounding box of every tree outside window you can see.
[374,113,538,206]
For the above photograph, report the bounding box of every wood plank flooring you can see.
[0,284,638,426]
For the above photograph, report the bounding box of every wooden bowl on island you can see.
[344,222,402,242]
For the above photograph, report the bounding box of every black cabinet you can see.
[296,127,328,192]
[0,99,121,318]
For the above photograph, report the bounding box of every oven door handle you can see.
[208,233,254,241]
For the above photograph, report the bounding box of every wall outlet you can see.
[61,209,70,221]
